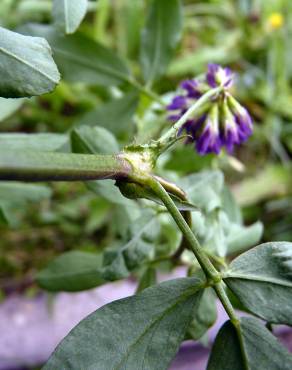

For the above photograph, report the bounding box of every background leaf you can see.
[76,91,139,137]
[20,24,131,86]
[0,97,26,122]
[140,0,183,85]
[43,277,204,370]
[0,26,60,97]
[37,251,105,292]
[223,242,292,325]
[53,0,88,34]
[0,133,68,152]
[207,317,292,370]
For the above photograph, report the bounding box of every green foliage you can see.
[224,242,292,325]
[140,0,183,85]
[43,277,204,370]
[37,250,105,292]
[1,1,292,369]
[0,26,60,97]
[208,318,292,370]
[52,0,88,35]
[20,24,131,86]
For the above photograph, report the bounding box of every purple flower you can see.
[196,106,221,155]
[166,64,253,155]
[206,63,233,88]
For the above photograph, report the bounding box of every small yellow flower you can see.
[268,12,284,30]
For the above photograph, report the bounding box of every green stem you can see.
[147,176,219,280]
[129,79,165,106]
[156,86,222,152]
[147,176,239,324]
[0,150,131,182]
[213,283,238,324]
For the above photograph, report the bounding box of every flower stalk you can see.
[155,86,223,154]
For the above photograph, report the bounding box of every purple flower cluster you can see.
[167,64,253,155]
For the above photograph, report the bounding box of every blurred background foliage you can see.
[1,0,292,301]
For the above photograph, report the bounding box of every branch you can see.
[0,150,132,182]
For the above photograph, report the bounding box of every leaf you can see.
[0,133,68,152]
[140,0,183,84]
[223,242,292,325]
[179,171,224,213]
[43,277,204,370]
[226,221,263,255]
[20,24,130,86]
[0,97,26,122]
[76,91,139,136]
[207,317,292,370]
[37,251,105,292]
[136,267,157,293]
[101,212,158,281]
[0,182,52,204]
[71,126,119,155]
[186,288,217,341]
[222,185,242,224]
[0,206,8,225]
[53,0,88,34]
[0,26,60,98]
[0,182,52,226]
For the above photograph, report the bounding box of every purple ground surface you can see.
[0,268,291,370]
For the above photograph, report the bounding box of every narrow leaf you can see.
[37,251,105,292]
[223,242,292,325]
[140,0,183,84]
[43,277,204,370]
[0,26,60,97]
[53,0,88,34]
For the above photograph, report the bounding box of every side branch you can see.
[0,150,132,182]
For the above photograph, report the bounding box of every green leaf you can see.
[207,317,292,370]
[0,206,8,225]
[186,288,217,341]
[179,171,224,212]
[0,182,51,204]
[0,26,60,97]
[71,126,119,155]
[102,211,158,280]
[0,97,26,121]
[226,221,263,255]
[222,185,242,225]
[0,133,68,151]
[21,24,130,86]
[140,0,183,84]
[76,91,139,136]
[0,182,52,226]
[43,277,204,370]
[136,267,157,293]
[37,251,105,292]
[223,242,292,325]
[53,0,88,34]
